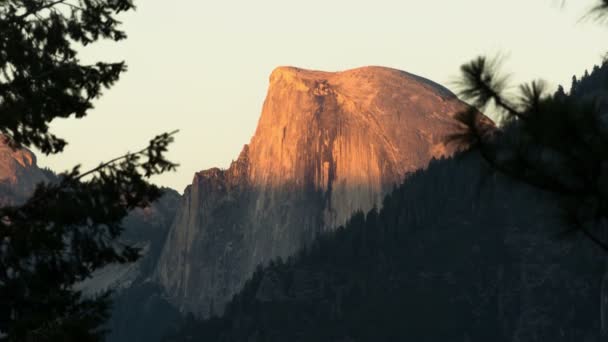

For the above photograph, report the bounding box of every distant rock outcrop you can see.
[0,138,182,342]
[77,188,181,296]
[155,66,492,315]
[0,138,48,205]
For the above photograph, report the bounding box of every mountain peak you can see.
[0,139,37,175]
[269,65,456,99]
[156,66,491,315]
[0,139,47,205]
[251,65,482,190]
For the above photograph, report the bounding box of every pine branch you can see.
[17,0,69,19]
[75,129,179,181]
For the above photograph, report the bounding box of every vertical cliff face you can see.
[156,66,491,314]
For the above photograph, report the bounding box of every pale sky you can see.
[37,0,608,192]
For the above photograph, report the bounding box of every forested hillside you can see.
[163,63,608,342]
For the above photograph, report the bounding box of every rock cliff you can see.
[0,138,48,205]
[156,66,491,314]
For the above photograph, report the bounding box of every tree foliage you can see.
[450,1,608,252]
[0,1,178,340]
[586,0,608,22]
[0,0,135,154]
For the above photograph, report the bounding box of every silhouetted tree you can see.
[450,1,608,252]
[570,75,579,94]
[555,85,567,99]
[586,0,608,22]
[0,1,177,340]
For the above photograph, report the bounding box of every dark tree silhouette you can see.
[586,0,608,21]
[0,1,177,340]
[449,1,608,252]
[0,0,136,154]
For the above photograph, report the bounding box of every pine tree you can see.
[450,1,608,252]
[555,85,566,99]
[0,1,177,340]
[570,75,578,94]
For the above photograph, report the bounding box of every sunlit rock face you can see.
[155,66,491,315]
[0,139,48,205]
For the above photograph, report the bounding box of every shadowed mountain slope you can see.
[165,151,608,342]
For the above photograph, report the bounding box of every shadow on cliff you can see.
[155,171,403,316]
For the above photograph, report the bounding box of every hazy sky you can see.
[38,0,607,192]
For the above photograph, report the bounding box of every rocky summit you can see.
[155,66,491,315]
[0,138,48,206]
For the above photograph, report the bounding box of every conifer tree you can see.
[450,0,608,252]
[0,1,177,340]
